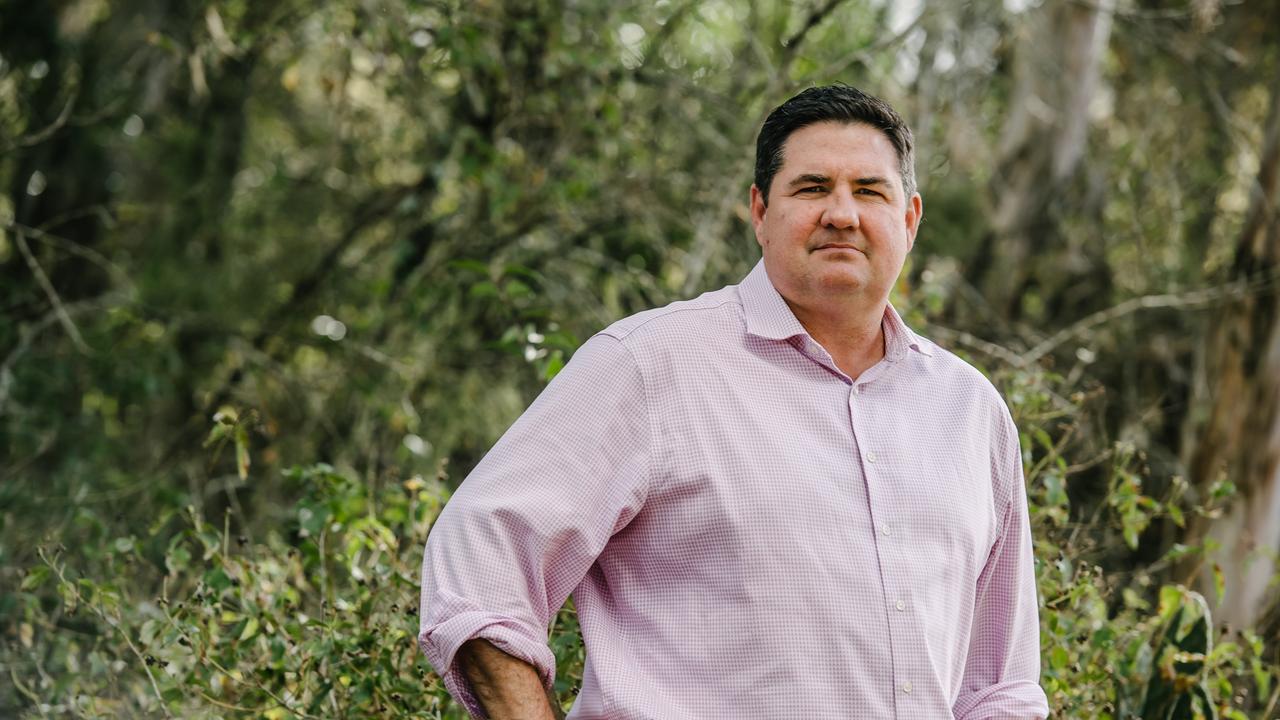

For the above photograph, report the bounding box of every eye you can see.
[797,186,825,194]
[855,187,884,197]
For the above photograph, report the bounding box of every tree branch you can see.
[922,323,1028,368]
[0,292,127,416]
[811,7,927,80]
[153,176,437,469]
[6,220,134,291]
[3,89,78,152]
[1022,275,1280,364]
[782,0,848,60]
[12,228,90,353]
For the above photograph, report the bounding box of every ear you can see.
[750,184,768,247]
[903,192,923,252]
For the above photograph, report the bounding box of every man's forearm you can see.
[456,639,565,720]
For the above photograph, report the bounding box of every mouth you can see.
[813,244,864,254]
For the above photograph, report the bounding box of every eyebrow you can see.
[786,174,892,188]
[787,174,831,187]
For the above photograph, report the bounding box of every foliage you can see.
[7,459,584,719]
[12,463,444,718]
[6,361,1277,718]
[997,364,1275,719]
[3,0,1280,717]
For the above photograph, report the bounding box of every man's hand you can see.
[456,639,566,720]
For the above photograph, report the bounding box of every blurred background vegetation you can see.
[2,0,1279,717]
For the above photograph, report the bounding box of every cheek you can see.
[774,210,811,236]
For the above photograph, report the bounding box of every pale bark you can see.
[1183,71,1280,629]
[972,0,1114,319]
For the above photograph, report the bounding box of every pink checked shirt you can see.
[419,261,1049,719]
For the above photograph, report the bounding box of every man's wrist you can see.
[457,639,560,720]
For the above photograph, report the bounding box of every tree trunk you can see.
[1183,71,1280,629]
[967,0,1114,323]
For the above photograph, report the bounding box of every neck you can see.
[785,297,887,381]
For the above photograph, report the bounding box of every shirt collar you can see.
[738,259,934,359]
[882,300,934,359]
[739,260,808,341]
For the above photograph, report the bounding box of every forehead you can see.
[777,121,899,177]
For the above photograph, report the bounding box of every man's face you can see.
[750,121,922,312]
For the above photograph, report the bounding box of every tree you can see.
[1184,69,1280,630]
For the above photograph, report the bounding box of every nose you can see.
[820,190,859,230]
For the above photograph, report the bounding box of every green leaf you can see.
[1253,658,1272,701]
[166,543,191,574]
[1210,479,1237,501]
[1123,523,1139,550]
[203,422,231,448]
[140,618,159,644]
[1157,585,1183,623]
[235,425,251,481]
[1050,645,1070,670]
[543,351,565,381]
[1042,472,1068,508]
[239,616,260,642]
[504,279,532,298]
[162,687,184,703]
[448,258,490,274]
[1160,543,1195,563]
[1122,587,1149,611]
[469,281,499,299]
[502,263,544,282]
[205,566,233,591]
[57,580,79,613]
[20,565,50,591]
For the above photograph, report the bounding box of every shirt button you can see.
[866,451,877,463]
[902,681,913,694]
[895,600,905,611]
[880,525,891,537]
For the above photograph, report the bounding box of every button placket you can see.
[853,389,914,712]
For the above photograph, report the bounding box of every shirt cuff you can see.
[953,680,1050,720]
[418,593,557,718]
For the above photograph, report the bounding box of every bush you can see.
[3,362,1276,718]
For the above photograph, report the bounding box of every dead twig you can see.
[38,546,175,719]
[11,228,90,353]
[7,220,134,291]
[1021,274,1279,364]
[0,292,127,416]
[922,323,1027,368]
[811,7,927,80]
[4,90,78,152]
[782,0,849,60]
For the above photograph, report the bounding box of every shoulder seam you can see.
[603,333,657,509]
[597,298,741,341]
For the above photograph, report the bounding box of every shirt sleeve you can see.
[952,405,1050,720]
[417,333,652,718]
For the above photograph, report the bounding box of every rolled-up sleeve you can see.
[418,333,651,717]
[953,407,1050,720]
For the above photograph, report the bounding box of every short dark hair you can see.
[754,84,916,204]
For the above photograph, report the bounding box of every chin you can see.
[812,266,866,290]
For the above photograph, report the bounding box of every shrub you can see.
[3,365,1277,718]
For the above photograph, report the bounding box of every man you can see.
[419,85,1050,720]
